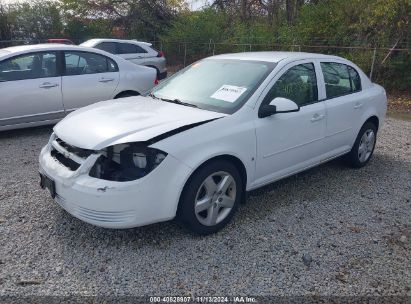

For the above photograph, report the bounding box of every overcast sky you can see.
[189,0,209,10]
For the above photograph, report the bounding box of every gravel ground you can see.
[0,118,410,298]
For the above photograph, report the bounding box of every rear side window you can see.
[64,51,118,76]
[263,63,318,107]
[95,42,118,54]
[348,66,361,92]
[321,62,362,99]
[118,43,147,54]
[0,52,57,82]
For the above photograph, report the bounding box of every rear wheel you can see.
[177,160,243,235]
[345,122,377,168]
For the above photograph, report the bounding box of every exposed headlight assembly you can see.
[89,143,167,182]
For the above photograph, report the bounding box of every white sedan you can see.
[39,52,387,235]
[0,44,157,131]
[80,38,168,80]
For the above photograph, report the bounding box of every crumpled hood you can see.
[54,96,226,150]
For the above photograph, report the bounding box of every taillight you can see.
[156,51,164,58]
[154,77,159,85]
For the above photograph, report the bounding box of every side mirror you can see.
[258,97,300,118]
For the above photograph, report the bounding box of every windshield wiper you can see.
[159,97,198,108]
[148,92,160,100]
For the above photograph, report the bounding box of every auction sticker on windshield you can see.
[211,85,247,103]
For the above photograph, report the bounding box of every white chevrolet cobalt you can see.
[39,52,387,234]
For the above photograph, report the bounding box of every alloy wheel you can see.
[358,129,375,163]
[194,171,237,226]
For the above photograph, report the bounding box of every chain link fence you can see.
[149,40,410,90]
[1,39,410,90]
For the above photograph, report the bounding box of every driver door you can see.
[253,61,326,187]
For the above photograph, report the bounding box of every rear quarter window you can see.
[348,66,362,92]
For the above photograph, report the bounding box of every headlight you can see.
[89,143,167,182]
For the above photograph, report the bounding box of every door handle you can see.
[39,82,59,88]
[311,113,325,122]
[354,102,363,109]
[99,77,115,83]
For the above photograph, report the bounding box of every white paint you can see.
[39,52,387,230]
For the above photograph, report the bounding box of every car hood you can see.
[54,96,226,150]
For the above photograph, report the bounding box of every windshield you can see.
[150,59,276,114]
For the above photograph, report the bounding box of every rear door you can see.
[320,62,365,153]
[61,51,120,113]
[0,51,64,127]
[116,42,152,65]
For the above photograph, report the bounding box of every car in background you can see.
[80,39,167,79]
[0,44,157,131]
[39,52,387,234]
[47,39,75,45]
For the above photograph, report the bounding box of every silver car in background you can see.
[0,44,157,131]
[81,39,167,79]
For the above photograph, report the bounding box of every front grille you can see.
[51,149,80,171]
[50,137,95,171]
[56,138,94,159]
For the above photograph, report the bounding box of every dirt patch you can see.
[388,93,411,115]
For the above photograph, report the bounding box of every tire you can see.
[345,122,377,168]
[177,160,243,235]
[114,91,139,99]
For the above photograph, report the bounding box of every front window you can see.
[0,52,57,82]
[150,59,275,114]
[262,63,318,107]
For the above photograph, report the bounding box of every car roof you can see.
[0,44,113,59]
[81,39,152,46]
[209,51,342,63]
[1,44,84,53]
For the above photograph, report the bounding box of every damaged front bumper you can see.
[39,134,192,229]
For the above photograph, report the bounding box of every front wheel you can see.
[345,122,377,168]
[177,160,243,235]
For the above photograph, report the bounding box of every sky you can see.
[189,0,209,10]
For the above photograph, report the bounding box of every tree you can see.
[0,2,12,42]
[60,0,188,40]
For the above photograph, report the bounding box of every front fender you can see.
[151,114,256,190]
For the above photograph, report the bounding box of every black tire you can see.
[114,91,139,99]
[345,122,377,168]
[177,160,243,235]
